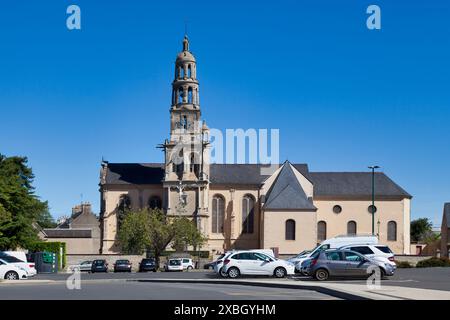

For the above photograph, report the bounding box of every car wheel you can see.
[187,266,193,271]
[314,268,329,281]
[5,271,19,280]
[227,267,240,279]
[274,267,287,278]
[219,267,228,278]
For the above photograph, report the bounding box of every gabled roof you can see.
[101,162,411,199]
[264,163,317,211]
[309,172,412,199]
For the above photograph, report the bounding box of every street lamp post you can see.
[368,166,380,236]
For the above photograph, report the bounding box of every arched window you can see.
[347,221,357,235]
[212,195,225,234]
[387,221,397,241]
[187,65,192,78]
[117,195,131,230]
[173,149,184,180]
[317,221,327,242]
[148,196,162,210]
[189,152,200,178]
[242,195,255,234]
[188,87,193,104]
[178,87,183,104]
[180,66,184,78]
[285,219,296,240]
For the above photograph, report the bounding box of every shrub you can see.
[416,257,450,268]
[395,261,413,268]
[28,241,66,269]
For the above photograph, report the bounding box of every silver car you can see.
[305,249,396,281]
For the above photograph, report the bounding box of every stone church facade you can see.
[99,37,412,255]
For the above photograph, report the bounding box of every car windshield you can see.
[116,260,129,264]
[295,250,311,258]
[94,260,104,265]
[375,246,393,254]
[143,259,154,263]
[169,260,181,266]
[0,254,23,263]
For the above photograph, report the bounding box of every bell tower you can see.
[160,36,210,228]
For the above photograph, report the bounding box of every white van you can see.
[289,235,378,271]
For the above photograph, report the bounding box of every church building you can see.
[99,36,412,256]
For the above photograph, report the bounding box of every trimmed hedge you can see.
[395,261,413,268]
[416,257,450,268]
[28,241,66,269]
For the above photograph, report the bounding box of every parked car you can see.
[0,258,28,280]
[67,260,92,272]
[139,258,157,272]
[294,235,379,272]
[304,249,396,281]
[0,252,37,277]
[287,250,311,266]
[113,259,132,273]
[338,244,396,268]
[203,261,216,270]
[222,251,295,279]
[91,259,108,273]
[181,258,195,270]
[165,259,184,272]
[215,249,276,278]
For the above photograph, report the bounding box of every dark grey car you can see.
[305,249,395,281]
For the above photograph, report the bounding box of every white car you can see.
[338,244,396,268]
[214,249,276,278]
[0,252,37,277]
[165,259,184,272]
[0,259,28,280]
[67,260,93,272]
[222,251,295,278]
[181,258,195,270]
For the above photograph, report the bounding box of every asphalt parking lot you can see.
[31,267,450,292]
[0,279,338,300]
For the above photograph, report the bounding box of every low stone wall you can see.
[66,254,213,271]
[394,254,434,266]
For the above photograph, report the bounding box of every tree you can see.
[117,209,151,255]
[117,208,206,268]
[411,218,433,242]
[172,217,206,252]
[0,154,49,250]
[36,209,57,229]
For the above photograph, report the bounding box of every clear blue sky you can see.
[0,1,449,226]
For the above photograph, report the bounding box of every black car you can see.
[114,259,132,273]
[203,261,216,270]
[138,258,157,272]
[91,259,108,273]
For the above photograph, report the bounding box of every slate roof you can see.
[43,229,92,238]
[209,164,310,185]
[102,162,411,199]
[104,163,164,185]
[264,164,316,210]
[309,172,412,199]
[444,203,450,224]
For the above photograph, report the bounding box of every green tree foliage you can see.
[118,208,206,267]
[410,218,433,242]
[117,209,151,255]
[0,154,50,250]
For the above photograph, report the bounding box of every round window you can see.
[333,205,342,214]
[368,205,377,214]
